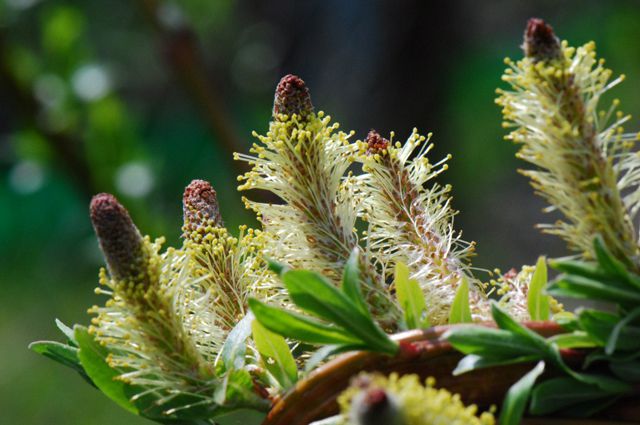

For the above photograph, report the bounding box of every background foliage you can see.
[2,1,640,423]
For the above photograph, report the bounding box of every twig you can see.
[138,0,247,176]
[0,31,95,200]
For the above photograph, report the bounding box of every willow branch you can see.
[0,31,95,200]
[138,0,246,176]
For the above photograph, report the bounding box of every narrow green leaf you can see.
[29,340,83,374]
[252,321,298,389]
[548,275,640,306]
[395,262,428,328]
[452,353,539,376]
[491,302,548,353]
[606,307,640,355]
[74,326,139,414]
[448,275,472,324]
[564,369,631,393]
[584,350,640,369]
[528,256,550,321]
[444,326,542,358]
[499,361,545,425]
[593,236,633,280]
[248,298,360,346]
[220,312,254,371]
[213,369,269,411]
[341,248,369,316]
[529,376,624,416]
[558,396,622,418]
[552,312,579,331]
[281,270,398,355]
[549,259,609,281]
[267,259,288,275]
[282,270,364,325]
[304,345,354,373]
[547,332,597,349]
[55,319,78,345]
[609,360,640,383]
[579,310,640,352]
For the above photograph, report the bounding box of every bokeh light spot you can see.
[9,160,45,194]
[71,64,111,101]
[115,161,154,198]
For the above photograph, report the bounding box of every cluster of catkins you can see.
[84,16,640,420]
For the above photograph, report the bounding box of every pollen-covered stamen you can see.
[183,179,223,237]
[365,130,390,154]
[523,18,561,61]
[90,193,146,280]
[273,74,314,119]
[340,373,495,425]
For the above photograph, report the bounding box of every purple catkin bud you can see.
[351,387,405,425]
[183,179,223,236]
[90,193,145,280]
[523,18,562,61]
[364,130,390,154]
[273,74,314,120]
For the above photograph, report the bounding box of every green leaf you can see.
[548,275,640,306]
[549,259,609,281]
[491,302,548,353]
[281,270,398,355]
[395,262,429,328]
[74,326,139,415]
[452,353,539,375]
[563,369,631,393]
[29,340,85,375]
[214,369,269,411]
[606,307,640,355]
[220,312,254,371]
[593,236,635,283]
[444,326,542,358]
[584,350,640,369]
[55,318,78,345]
[557,396,622,418]
[281,269,362,324]
[499,361,545,425]
[547,332,597,349]
[529,376,624,416]
[527,256,550,321]
[579,310,640,351]
[341,248,369,316]
[267,259,289,275]
[609,359,640,383]
[448,275,472,325]
[249,298,360,346]
[304,345,354,373]
[552,312,579,331]
[251,321,298,389]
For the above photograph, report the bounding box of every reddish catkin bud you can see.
[523,18,562,61]
[365,130,390,154]
[183,179,223,236]
[351,387,404,425]
[273,74,314,119]
[90,193,145,280]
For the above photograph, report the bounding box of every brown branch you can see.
[138,0,247,176]
[0,31,95,200]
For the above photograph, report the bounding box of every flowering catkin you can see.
[357,130,491,324]
[236,74,400,327]
[88,193,219,415]
[498,18,640,264]
[336,373,495,425]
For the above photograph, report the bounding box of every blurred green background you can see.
[1,0,639,423]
